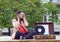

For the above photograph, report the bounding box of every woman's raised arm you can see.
[24,19,28,26]
[12,19,19,33]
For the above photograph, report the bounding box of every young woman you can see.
[12,10,35,39]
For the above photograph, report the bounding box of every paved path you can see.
[0,36,12,41]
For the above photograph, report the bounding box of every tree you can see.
[0,0,46,28]
[43,2,60,22]
[0,0,60,28]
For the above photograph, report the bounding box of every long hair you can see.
[16,10,24,23]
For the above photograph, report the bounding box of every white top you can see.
[12,19,28,29]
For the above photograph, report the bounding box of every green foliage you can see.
[44,2,60,14]
[43,2,60,22]
[0,0,60,28]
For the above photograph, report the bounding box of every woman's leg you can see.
[25,31,35,39]
[15,31,24,39]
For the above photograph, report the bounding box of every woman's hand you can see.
[23,14,26,19]
[23,17,28,26]
[17,16,20,22]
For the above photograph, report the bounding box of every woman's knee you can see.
[15,31,26,39]
[15,31,23,36]
[15,31,20,38]
[25,31,35,39]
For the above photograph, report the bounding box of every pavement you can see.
[0,36,12,41]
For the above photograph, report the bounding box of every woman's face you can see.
[19,12,25,19]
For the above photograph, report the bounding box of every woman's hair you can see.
[16,10,23,16]
[16,10,24,23]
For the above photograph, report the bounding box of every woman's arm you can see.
[12,19,19,33]
[12,19,19,39]
[24,19,28,26]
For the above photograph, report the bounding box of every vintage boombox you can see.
[34,22,56,39]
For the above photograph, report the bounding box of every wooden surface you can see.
[0,35,60,42]
[0,39,60,42]
[33,35,56,39]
